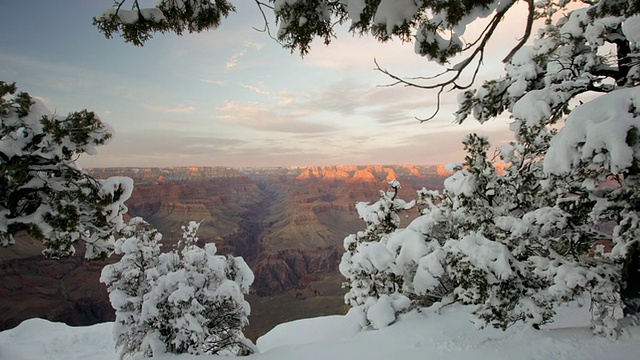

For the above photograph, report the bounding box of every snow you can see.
[545,87,640,175]
[446,232,516,281]
[413,248,447,294]
[511,89,569,127]
[2,301,639,360]
[99,176,134,229]
[256,309,363,353]
[231,256,255,292]
[387,227,430,270]
[443,169,476,197]
[373,0,419,35]
[623,15,640,47]
[353,242,398,273]
[116,9,139,24]
[140,8,166,22]
[559,8,622,47]
[340,0,366,23]
[0,319,115,360]
[548,263,593,296]
[168,285,196,304]
[497,207,568,237]
[366,294,397,329]
[505,47,538,98]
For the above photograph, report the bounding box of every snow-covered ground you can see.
[1,302,638,360]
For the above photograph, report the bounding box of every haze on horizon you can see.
[0,1,526,168]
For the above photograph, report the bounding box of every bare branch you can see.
[416,87,444,123]
[253,0,279,43]
[114,0,126,13]
[374,2,517,121]
[503,0,535,63]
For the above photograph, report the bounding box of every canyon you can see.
[0,165,449,340]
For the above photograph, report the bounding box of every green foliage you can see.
[273,0,347,56]
[91,0,518,62]
[94,0,235,46]
[0,81,130,259]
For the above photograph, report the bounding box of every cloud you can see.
[165,106,196,113]
[226,41,265,69]
[183,136,248,151]
[315,121,514,166]
[200,79,227,86]
[79,129,251,168]
[79,124,350,168]
[145,104,197,113]
[33,0,530,169]
[226,52,244,69]
[368,107,415,125]
[299,2,535,74]
[240,83,270,95]
[215,101,337,134]
[243,41,265,51]
[0,52,97,92]
[281,78,443,126]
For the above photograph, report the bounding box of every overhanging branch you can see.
[374,0,538,122]
[503,0,535,63]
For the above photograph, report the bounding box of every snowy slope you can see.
[1,302,638,360]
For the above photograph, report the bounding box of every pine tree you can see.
[451,2,640,336]
[418,124,626,334]
[388,120,629,334]
[100,218,163,359]
[339,180,414,328]
[101,219,255,358]
[0,81,131,259]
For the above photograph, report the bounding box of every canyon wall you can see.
[0,165,448,340]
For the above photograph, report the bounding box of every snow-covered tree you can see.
[101,219,255,359]
[100,218,163,358]
[343,118,635,335]
[395,133,551,330]
[339,180,415,328]
[541,88,640,336]
[0,81,131,259]
[397,113,634,336]
[453,1,640,336]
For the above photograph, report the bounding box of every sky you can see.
[0,0,524,168]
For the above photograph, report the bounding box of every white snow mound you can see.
[1,301,639,359]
